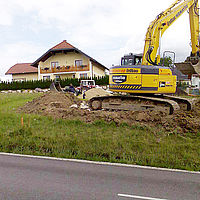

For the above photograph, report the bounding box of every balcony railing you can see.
[40,64,90,74]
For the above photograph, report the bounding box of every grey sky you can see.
[0,0,193,80]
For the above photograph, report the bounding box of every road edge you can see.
[0,152,199,174]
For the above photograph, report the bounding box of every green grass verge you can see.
[0,93,199,171]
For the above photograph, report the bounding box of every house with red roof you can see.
[5,40,108,81]
[5,63,38,81]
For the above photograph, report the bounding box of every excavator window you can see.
[121,58,131,65]
[121,54,142,66]
[121,57,135,65]
[135,58,141,65]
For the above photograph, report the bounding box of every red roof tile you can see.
[51,40,75,50]
[5,63,38,75]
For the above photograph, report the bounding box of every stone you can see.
[70,104,78,108]
[80,102,89,109]
[35,88,43,92]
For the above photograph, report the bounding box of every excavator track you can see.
[161,95,193,111]
[89,95,180,115]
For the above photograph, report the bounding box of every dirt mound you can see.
[19,92,200,134]
[19,92,81,116]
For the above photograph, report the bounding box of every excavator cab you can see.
[121,53,143,66]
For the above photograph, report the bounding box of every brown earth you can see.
[18,92,200,134]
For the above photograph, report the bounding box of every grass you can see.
[0,93,199,171]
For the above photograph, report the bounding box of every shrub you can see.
[0,76,109,91]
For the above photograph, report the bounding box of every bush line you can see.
[0,76,109,91]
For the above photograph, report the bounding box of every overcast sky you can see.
[0,0,193,80]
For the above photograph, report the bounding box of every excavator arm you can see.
[142,0,199,66]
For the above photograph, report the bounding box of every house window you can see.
[43,76,50,81]
[75,60,83,67]
[80,73,87,79]
[72,74,75,79]
[51,62,59,69]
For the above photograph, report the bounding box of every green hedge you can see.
[0,76,109,91]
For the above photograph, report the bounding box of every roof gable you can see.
[5,63,38,75]
[31,40,108,70]
[51,40,75,50]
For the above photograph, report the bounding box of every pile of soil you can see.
[19,92,200,134]
[18,92,81,116]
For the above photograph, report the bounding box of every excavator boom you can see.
[142,0,199,66]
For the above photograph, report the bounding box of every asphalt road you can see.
[0,154,199,200]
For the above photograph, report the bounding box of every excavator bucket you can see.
[50,81,63,92]
[175,60,200,76]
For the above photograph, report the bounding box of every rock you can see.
[70,104,78,108]
[43,89,49,93]
[3,91,8,94]
[35,88,43,92]
[80,102,89,109]
[22,90,28,93]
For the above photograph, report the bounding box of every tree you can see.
[160,56,173,68]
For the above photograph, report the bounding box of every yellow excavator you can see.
[89,0,200,114]
[89,0,199,114]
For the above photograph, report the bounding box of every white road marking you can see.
[0,152,199,174]
[118,193,168,200]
